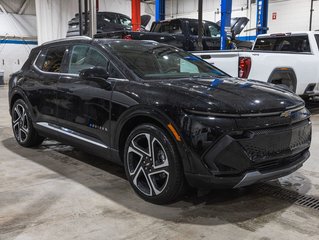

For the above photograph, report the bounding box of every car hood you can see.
[216,17,249,36]
[154,77,304,115]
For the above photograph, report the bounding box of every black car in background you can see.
[95,17,252,50]
[9,37,311,204]
[67,12,151,37]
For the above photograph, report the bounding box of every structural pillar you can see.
[220,0,232,50]
[256,0,269,35]
[132,0,141,31]
[89,0,97,37]
[155,0,165,22]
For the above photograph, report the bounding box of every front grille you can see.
[251,151,306,172]
[239,120,311,161]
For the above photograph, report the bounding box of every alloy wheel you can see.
[12,104,29,143]
[127,133,169,196]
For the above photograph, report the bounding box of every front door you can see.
[56,44,114,149]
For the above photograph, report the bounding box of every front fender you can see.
[112,105,196,173]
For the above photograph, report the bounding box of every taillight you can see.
[123,35,133,40]
[238,57,251,78]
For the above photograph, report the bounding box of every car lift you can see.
[220,0,232,50]
[131,0,165,31]
[220,0,269,49]
[155,0,165,22]
[132,0,141,31]
[133,0,269,48]
[256,0,269,35]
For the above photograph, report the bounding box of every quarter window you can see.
[68,45,108,74]
[41,46,67,73]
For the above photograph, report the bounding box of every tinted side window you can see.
[169,21,182,34]
[68,45,108,74]
[41,46,67,72]
[315,35,319,50]
[254,35,311,52]
[206,24,220,37]
[158,22,170,33]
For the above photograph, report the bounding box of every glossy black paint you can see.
[9,38,312,189]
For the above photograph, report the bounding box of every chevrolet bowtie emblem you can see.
[280,110,292,118]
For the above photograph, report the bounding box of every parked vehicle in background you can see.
[95,17,252,51]
[193,32,319,99]
[9,37,312,204]
[67,12,151,37]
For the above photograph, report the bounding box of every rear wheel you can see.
[124,124,185,204]
[11,99,45,147]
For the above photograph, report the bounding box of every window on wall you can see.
[68,45,108,74]
[41,46,67,73]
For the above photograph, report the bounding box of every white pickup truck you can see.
[193,31,319,99]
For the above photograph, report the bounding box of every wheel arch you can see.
[114,108,191,172]
[268,67,297,92]
[9,88,34,119]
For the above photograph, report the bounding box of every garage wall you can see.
[0,13,37,83]
[35,0,155,44]
[166,0,319,39]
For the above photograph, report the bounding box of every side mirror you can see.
[79,67,109,80]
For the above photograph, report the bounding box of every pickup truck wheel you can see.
[124,124,185,204]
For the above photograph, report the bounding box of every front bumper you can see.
[184,118,312,189]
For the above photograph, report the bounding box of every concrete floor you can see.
[1,85,319,240]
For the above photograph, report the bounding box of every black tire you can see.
[124,124,185,204]
[11,99,45,147]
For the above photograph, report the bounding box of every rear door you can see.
[26,44,68,124]
[56,43,117,149]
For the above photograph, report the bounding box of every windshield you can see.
[118,15,132,27]
[107,42,227,80]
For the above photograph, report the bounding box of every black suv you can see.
[9,37,312,204]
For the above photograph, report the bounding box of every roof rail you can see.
[41,36,92,46]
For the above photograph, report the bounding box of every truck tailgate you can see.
[192,51,241,77]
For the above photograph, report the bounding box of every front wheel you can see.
[124,124,185,204]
